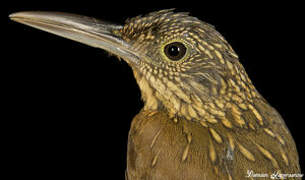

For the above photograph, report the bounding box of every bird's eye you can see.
[164,42,187,61]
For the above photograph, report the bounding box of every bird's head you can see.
[10,9,258,120]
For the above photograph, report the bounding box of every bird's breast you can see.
[126,110,228,180]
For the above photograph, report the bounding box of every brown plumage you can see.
[10,9,301,180]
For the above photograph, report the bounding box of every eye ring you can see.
[161,40,189,63]
[164,42,187,61]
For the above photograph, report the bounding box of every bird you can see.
[10,9,301,180]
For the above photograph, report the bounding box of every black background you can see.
[4,2,304,179]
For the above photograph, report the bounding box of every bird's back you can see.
[126,98,300,180]
[9,9,300,180]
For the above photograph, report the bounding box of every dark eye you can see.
[164,42,187,61]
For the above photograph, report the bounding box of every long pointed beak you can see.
[9,11,140,65]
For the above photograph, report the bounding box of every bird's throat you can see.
[132,62,262,130]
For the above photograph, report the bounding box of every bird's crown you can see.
[114,9,258,121]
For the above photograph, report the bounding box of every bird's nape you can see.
[10,9,301,180]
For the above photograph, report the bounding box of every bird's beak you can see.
[9,11,140,65]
